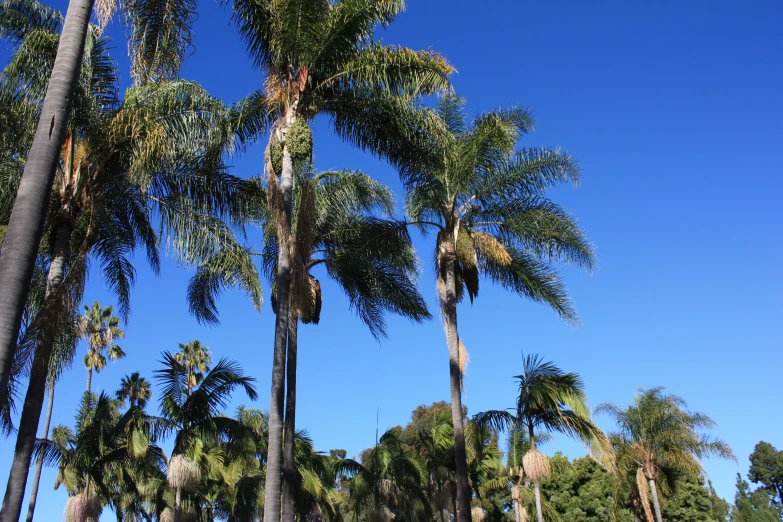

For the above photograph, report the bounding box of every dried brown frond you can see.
[520,506,528,522]
[523,450,551,482]
[159,508,174,522]
[472,231,511,266]
[636,467,654,522]
[167,455,201,490]
[93,0,118,29]
[458,338,469,391]
[471,506,486,522]
[366,506,396,522]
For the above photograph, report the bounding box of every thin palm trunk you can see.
[0,0,95,393]
[86,367,92,392]
[174,487,182,522]
[440,245,471,522]
[263,123,295,522]
[528,425,544,522]
[24,380,55,522]
[513,499,521,522]
[281,313,299,522]
[648,478,663,522]
[0,224,71,521]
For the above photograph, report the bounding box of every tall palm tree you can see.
[174,340,212,395]
[0,0,200,393]
[78,301,125,393]
[339,428,430,521]
[0,8,262,517]
[596,387,735,522]
[473,354,608,522]
[155,351,258,522]
[116,372,152,408]
[189,169,431,521]
[227,3,453,517]
[404,95,595,522]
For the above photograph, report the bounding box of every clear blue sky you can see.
[1,1,781,519]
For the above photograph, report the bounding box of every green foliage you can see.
[748,442,783,506]
[662,473,725,522]
[287,117,312,160]
[731,474,783,522]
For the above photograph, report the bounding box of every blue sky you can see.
[1,0,781,519]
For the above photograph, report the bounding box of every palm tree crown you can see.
[116,372,152,409]
[174,341,212,395]
[78,301,125,392]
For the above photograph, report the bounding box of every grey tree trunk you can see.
[281,313,299,522]
[440,249,472,522]
[174,487,182,522]
[0,224,71,521]
[263,125,295,522]
[648,478,663,522]
[533,481,543,522]
[24,380,56,522]
[86,367,92,393]
[513,499,521,522]
[0,0,94,395]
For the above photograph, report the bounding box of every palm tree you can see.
[174,341,212,395]
[596,387,735,522]
[155,351,258,522]
[339,428,430,521]
[0,9,262,517]
[0,0,200,392]
[404,95,595,522]
[227,3,453,517]
[473,354,608,522]
[78,301,125,393]
[189,169,431,520]
[116,372,152,408]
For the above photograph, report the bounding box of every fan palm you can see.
[0,8,262,518]
[404,94,595,522]
[154,351,258,522]
[596,387,735,522]
[228,3,453,517]
[174,340,212,395]
[116,372,152,408]
[79,301,125,393]
[0,0,201,390]
[473,354,608,522]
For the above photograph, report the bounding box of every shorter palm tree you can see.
[596,387,735,522]
[473,354,608,522]
[174,341,211,395]
[78,301,125,393]
[116,372,152,408]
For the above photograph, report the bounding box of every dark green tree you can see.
[748,442,783,506]
[731,474,782,522]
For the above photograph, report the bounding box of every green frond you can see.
[0,0,61,46]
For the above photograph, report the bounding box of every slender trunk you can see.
[281,314,299,522]
[648,479,663,522]
[529,425,544,522]
[174,487,182,522]
[24,381,56,522]
[0,0,95,394]
[263,123,295,522]
[439,247,471,522]
[86,367,92,393]
[1,224,71,521]
[514,499,521,522]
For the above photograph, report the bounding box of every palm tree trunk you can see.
[0,0,95,396]
[86,367,92,393]
[529,425,544,522]
[24,380,56,522]
[439,246,471,522]
[513,500,521,522]
[281,313,299,522]
[0,224,71,522]
[648,478,663,522]
[263,121,295,522]
[174,487,182,522]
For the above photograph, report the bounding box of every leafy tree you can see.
[227,2,453,518]
[597,387,735,522]
[748,442,783,506]
[78,301,125,393]
[475,355,607,522]
[661,473,724,522]
[405,93,594,521]
[731,474,782,522]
